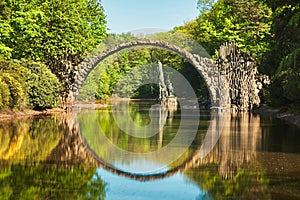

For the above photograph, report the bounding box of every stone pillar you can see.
[217,42,264,111]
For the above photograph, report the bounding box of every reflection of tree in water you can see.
[186,112,271,199]
[48,112,101,165]
[0,114,107,199]
[93,101,179,154]
[0,116,61,162]
[0,163,106,200]
[186,164,270,200]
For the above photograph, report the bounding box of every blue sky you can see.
[102,0,199,33]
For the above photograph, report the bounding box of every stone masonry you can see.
[217,42,264,111]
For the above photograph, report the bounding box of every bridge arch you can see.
[72,39,230,108]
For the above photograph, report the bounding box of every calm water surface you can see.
[0,101,300,199]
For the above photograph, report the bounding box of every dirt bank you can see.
[0,108,66,122]
[0,103,109,122]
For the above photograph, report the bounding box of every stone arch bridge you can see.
[71,39,230,109]
[71,40,263,111]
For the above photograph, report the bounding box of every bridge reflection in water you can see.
[49,106,262,181]
[1,105,299,199]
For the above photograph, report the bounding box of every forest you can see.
[0,0,299,111]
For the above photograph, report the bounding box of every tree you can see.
[262,1,300,106]
[177,0,272,61]
[0,0,107,99]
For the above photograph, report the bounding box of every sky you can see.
[102,0,199,34]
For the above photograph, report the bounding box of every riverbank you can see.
[1,104,300,128]
[0,108,66,122]
[0,103,109,122]
[253,106,300,127]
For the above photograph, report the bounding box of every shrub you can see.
[22,60,61,110]
[0,78,10,109]
[1,73,25,109]
[0,58,61,110]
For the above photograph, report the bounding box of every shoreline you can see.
[277,112,300,127]
[0,108,66,122]
[1,104,300,127]
[253,106,300,127]
[0,103,108,122]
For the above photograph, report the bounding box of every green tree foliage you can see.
[79,34,155,101]
[197,0,217,13]
[177,0,272,61]
[1,73,24,109]
[96,67,115,100]
[0,58,28,109]
[104,33,137,48]
[262,1,300,106]
[78,33,136,101]
[0,21,12,59]
[270,48,300,105]
[84,47,209,100]
[262,1,300,75]
[77,69,101,101]
[0,78,10,108]
[0,0,107,98]
[22,60,61,110]
[0,58,61,110]
[101,48,153,98]
[180,0,300,107]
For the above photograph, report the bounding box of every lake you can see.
[0,100,299,199]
